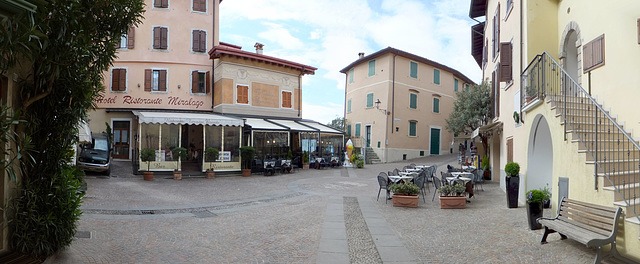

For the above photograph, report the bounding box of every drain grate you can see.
[75,231,91,238]
[140,210,155,215]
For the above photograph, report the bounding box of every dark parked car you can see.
[78,133,111,175]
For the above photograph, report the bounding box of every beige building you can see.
[341,48,474,163]
[470,0,640,259]
[89,0,341,173]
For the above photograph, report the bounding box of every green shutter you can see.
[355,123,361,137]
[349,68,354,83]
[346,124,351,136]
[368,60,375,76]
[409,121,416,137]
[433,98,440,113]
[434,69,440,84]
[454,79,458,92]
[347,99,351,113]
[366,93,373,108]
[410,61,418,78]
[410,93,417,109]
[465,84,469,91]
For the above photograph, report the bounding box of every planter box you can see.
[526,201,543,230]
[206,171,215,179]
[303,163,310,169]
[173,171,182,180]
[241,169,251,177]
[439,196,466,209]
[506,176,520,208]
[143,172,154,181]
[392,194,419,208]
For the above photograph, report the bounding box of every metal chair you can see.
[393,168,400,175]
[432,176,443,202]
[475,168,485,191]
[414,173,426,202]
[402,165,411,172]
[441,171,451,186]
[377,173,390,203]
[388,170,396,176]
[418,170,430,193]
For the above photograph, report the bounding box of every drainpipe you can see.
[519,0,524,120]
[298,66,305,117]
[391,53,397,135]
[211,0,218,110]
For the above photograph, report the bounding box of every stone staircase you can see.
[548,96,640,225]
[364,147,381,164]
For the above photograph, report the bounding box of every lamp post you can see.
[374,98,389,162]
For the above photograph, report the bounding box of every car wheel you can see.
[104,167,111,176]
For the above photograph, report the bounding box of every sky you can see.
[219,0,482,124]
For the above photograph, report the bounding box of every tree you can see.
[446,82,492,157]
[326,116,345,131]
[0,0,144,259]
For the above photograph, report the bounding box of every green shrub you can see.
[481,155,489,170]
[204,147,219,171]
[239,146,255,169]
[526,189,545,203]
[356,159,364,168]
[389,182,420,195]
[171,147,187,171]
[9,165,84,259]
[438,183,466,197]
[140,148,156,171]
[539,184,551,201]
[505,162,520,177]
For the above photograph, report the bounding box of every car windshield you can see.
[93,139,108,151]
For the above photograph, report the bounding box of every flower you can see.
[526,189,545,203]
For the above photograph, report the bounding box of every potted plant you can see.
[239,146,255,177]
[481,155,490,180]
[540,184,551,208]
[140,148,156,181]
[171,147,187,180]
[505,162,520,208]
[389,182,420,208]
[351,154,364,168]
[302,151,310,169]
[204,147,219,179]
[438,183,467,209]
[526,189,545,230]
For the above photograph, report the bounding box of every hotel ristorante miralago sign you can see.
[96,95,206,109]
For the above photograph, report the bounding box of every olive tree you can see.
[446,82,492,157]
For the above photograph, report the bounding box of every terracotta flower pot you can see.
[439,196,467,209]
[206,170,215,179]
[392,194,419,208]
[173,171,182,180]
[143,172,154,181]
[303,163,310,169]
[241,169,251,177]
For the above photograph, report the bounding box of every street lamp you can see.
[374,99,387,115]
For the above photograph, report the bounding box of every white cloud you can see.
[302,102,344,124]
[258,22,305,50]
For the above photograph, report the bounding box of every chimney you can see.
[254,42,264,54]
[358,52,364,58]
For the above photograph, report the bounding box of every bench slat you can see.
[541,219,608,244]
[559,208,616,233]
[561,201,619,220]
[557,215,612,237]
[563,198,619,213]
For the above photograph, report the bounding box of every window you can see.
[191,70,210,94]
[192,30,206,53]
[282,91,292,108]
[144,69,167,92]
[366,93,374,108]
[433,69,440,84]
[347,99,351,113]
[492,4,500,60]
[409,121,417,137]
[433,97,440,113]
[410,61,418,78]
[349,68,354,83]
[154,0,168,8]
[500,42,513,82]
[507,137,513,163]
[465,84,470,91]
[583,34,605,72]
[368,60,375,77]
[118,27,135,49]
[153,27,168,50]
[193,0,206,12]
[454,79,459,92]
[346,124,351,137]
[237,85,249,104]
[355,123,361,137]
[111,68,127,92]
[409,93,417,109]
[506,0,514,20]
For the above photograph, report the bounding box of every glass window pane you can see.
[152,70,159,91]
[224,127,240,162]
[142,124,160,149]
[161,124,180,161]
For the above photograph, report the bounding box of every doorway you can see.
[113,121,130,159]
[181,124,203,172]
[430,128,440,155]
[365,125,371,148]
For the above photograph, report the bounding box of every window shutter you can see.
[127,27,135,49]
[507,138,513,163]
[192,71,198,93]
[491,71,495,117]
[153,27,161,49]
[159,70,167,91]
[346,124,351,137]
[410,61,417,78]
[500,42,512,82]
[368,60,375,76]
[206,71,211,93]
[111,69,119,91]
[637,18,640,44]
[433,69,440,84]
[192,30,199,52]
[160,28,168,49]
[410,94,417,109]
[347,99,351,113]
[154,0,161,8]
[433,98,439,113]
[144,69,152,91]
[282,92,291,108]
[583,34,605,72]
[118,69,126,91]
[366,93,373,107]
[349,68,354,83]
[355,123,361,137]
[199,31,206,52]
[237,86,248,104]
[409,122,416,136]
[161,0,168,8]
[454,79,458,92]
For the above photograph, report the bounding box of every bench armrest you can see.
[536,217,556,224]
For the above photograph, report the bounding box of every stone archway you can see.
[527,114,553,192]
[559,21,582,86]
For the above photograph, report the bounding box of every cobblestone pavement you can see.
[47,155,595,263]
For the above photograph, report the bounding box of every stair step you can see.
[586,158,640,164]
[597,169,640,176]
[624,216,640,225]
[603,182,640,192]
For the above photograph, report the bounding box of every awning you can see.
[244,118,285,130]
[270,119,318,132]
[133,111,244,127]
[77,120,92,143]
[297,121,343,134]
[472,121,503,138]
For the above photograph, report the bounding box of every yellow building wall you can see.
[525,0,558,63]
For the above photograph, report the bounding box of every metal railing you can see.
[522,52,639,222]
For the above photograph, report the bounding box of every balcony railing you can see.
[522,52,639,223]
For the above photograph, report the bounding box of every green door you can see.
[430,128,440,155]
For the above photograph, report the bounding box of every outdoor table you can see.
[462,165,476,171]
[446,176,472,185]
[281,160,292,173]
[405,168,423,173]
[415,165,432,170]
[264,161,276,176]
[388,175,414,183]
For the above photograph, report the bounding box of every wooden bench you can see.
[537,197,624,264]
